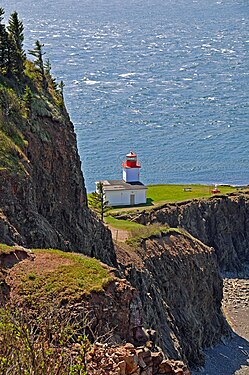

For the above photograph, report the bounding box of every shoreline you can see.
[192,276,249,375]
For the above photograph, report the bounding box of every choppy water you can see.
[2,0,249,191]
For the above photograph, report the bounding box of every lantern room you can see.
[122,151,141,183]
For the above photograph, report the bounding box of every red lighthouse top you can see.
[122,151,141,169]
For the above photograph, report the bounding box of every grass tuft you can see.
[126,226,189,247]
[0,243,20,255]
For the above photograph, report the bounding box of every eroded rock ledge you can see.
[0,109,116,267]
[1,232,229,370]
[117,192,249,272]
[117,230,231,366]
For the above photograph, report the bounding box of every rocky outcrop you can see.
[87,342,190,375]
[0,103,116,267]
[118,231,231,366]
[119,193,249,272]
[1,233,228,369]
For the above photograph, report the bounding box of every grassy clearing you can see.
[146,184,237,204]
[105,215,144,231]
[106,184,239,233]
[126,225,184,246]
[109,184,239,215]
[19,249,113,301]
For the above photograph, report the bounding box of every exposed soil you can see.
[109,226,130,242]
[5,251,76,305]
[192,277,249,375]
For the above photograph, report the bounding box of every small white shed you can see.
[100,180,147,206]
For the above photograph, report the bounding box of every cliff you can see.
[0,68,115,266]
[0,244,193,374]
[0,16,234,371]
[1,233,228,370]
[118,193,249,272]
[0,77,231,368]
[117,230,230,367]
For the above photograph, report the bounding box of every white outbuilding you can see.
[97,152,147,207]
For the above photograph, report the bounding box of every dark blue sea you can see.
[3,0,249,191]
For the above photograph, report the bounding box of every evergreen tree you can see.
[7,11,26,76]
[88,182,111,221]
[23,85,32,117]
[28,40,47,89]
[44,58,51,75]
[59,80,65,98]
[0,8,8,74]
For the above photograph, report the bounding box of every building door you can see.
[130,194,135,206]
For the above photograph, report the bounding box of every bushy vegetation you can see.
[0,247,115,374]
[0,303,90,374]
[0,7,65,173]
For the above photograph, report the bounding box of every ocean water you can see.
[2,0,249,191]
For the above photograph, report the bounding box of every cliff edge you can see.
[0,62,115,266]
[117,230,230,367]
[119,193,249,272]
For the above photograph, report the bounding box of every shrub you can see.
[0,302,90,375]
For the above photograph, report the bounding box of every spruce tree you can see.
[0,8,8,74]
[7,11,26,76]
[59,80,65,99]
[29,40,47,89]
[23,85,32,117]
[88,182,111,221]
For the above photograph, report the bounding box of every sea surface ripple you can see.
[3,0,249,191]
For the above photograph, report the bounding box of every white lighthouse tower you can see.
[97,151,147,206]
[122,151,141,182]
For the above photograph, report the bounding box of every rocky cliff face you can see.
[0,91,116,266]
[121,193,249,272]
[117,231,230,367]
[2,235,227,369]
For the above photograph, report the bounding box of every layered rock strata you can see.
[0,107,116,266]
[117,193,249,271]
[117,231,231,366]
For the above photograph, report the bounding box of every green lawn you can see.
[101,184,244,232]
[146,184,237,204]
[108,184,239,215]
[104,215,144,231]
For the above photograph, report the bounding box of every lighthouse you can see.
[96,151,147,207]
[122,151,141,183]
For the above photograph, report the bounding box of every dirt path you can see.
[192,277,249,375]
[109,226,130,242]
